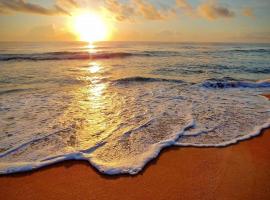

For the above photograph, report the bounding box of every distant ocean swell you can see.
[0,51,134,61]
[0,47,269,61]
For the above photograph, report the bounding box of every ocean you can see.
[0,42,270,175]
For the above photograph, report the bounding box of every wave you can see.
[114,76,186,84]
[114,76,270,89]
[2,48,268,62]
[201,78,270,89]
[141,50,180,57]
[142,49,270,55]
[0,88,32,95]
[141,48,270,57]
[0,51,134,61]
[227,48,270,53]
[244,68,270,74]
[176,121,270,147]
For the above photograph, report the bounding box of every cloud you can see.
[176,0,235,20]
[0,0,175,21]
[62,0,78,7]
[104,0,175,21]
[0,0,237,22]
[242,7,255,18]
[56,0,78,8]
[0,0,70,16]
[176,0,193,11]
[104,0,136,21]
[133,0,172,20]
[198,1,235,20]
[176,0,197,17]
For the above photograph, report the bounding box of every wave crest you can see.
[114,76,186,84]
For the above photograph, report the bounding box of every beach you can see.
[1,1,270,198]
[0,128,269,200]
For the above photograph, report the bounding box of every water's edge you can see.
[1,108,269,176]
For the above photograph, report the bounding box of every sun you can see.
[73,13,108,43]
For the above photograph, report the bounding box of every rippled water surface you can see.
[0,42,270,174]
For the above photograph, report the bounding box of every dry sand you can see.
[0,96,270,200]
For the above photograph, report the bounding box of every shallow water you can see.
[0,42,269,174]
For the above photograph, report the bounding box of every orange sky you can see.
[0,0,269,43]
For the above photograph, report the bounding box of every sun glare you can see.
[73,13,108,43]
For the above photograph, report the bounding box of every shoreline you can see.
[0,95,269,200]
[1,125,270,178]
[0,128,269,200]
[1,125,270,175]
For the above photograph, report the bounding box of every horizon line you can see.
[0,40,269,44]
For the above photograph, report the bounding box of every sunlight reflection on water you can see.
[75,62,112,148]
[88,62,101,74]
[86,43,96,54]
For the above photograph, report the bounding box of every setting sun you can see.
[73,13,108,43]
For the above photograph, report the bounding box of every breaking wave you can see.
[200,78,270,89]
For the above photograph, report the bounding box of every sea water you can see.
[0,42,269,174]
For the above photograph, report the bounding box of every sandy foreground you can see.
[0,96,270,200]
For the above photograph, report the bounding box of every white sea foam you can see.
[0,80,269,175]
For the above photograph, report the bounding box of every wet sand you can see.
[0,96,270,200]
